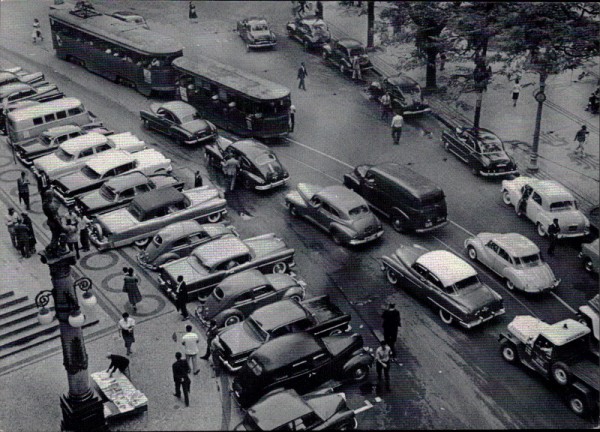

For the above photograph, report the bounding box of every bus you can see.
[48,5,183,96]
[172,56,291,139]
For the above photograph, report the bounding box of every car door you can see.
[483,240,502,273]
[406,262,430,298]
[78,147,94,162]
[526,190,543,224]
[494,246,513,277]
[167,236,192,259]
[230,290,255,317]
[251,285,277,310]
[153,108,173,133]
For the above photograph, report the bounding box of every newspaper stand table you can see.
[91,371,148,420]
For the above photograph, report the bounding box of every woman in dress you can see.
[123,267,142,312]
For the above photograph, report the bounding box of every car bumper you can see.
[216,353,244,373]
[349,229,384,245]
[522,278,561,293]
[558,231,589,239]
[254,177,289,190]
[15,153,36,167]
[402,107,431,116]
[136,253,158,270]
[247,41,277,48]
[89,232,112,250]
[52,188,76,205]
[184,133,217,145]
[415,220,448,233]
[461,308,505,329]
[479,168,519,177]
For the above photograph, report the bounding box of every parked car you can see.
[158,235,297,300]
[89,186,227,250]
[501,177,590,238]
[75,171,185,216]
[285,183,383,246]
[286,15,331,50]
[137,220,238,270]
[14,124,113,166]
[235,387,358,431]
[381,246,505,328]
[51,148,172,204]
[0,100,40,135]
[579,238,599,273]
[465,232,560,293]
[577,294,599,357]
[205,137,289,191]
[0,70,45,88]
[236,17,277,50]
[368,74,430,115]
[0,82,63,124]
[343,163,447,233]
[213,295,352,372]
[33,132,146,181]
[441,127,518,177]
[232,332,373,408]
[322,38,372,76]
[140,101,218,145]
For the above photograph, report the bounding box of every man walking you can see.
[194,171,203,188]
[17,172,30,211]
[380,92,391,121]
[5,207,20,248]
[512,79,521,107]
[175,275,190,321]
[391,112,404,145]
[315,0,323,19]
[289,104,296,132]
[297,62,307,91]
[574,125,589,156]
[200,320,218,360]
[382,303,401,357]
[222,155,240,192]
[78,214,91,252]
[547,218,560,256]
[172,352,191,407]
[118,312,136,355]
[375,340,392,390]
[182,324,200,375]
[351,56,362,81]
[106,352,130,378]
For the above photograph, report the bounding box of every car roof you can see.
[158,101,197,119]
[192,236,250,269]
[528,179,575,202]
[251,300,307,330]
[251,333,322,373]
[42,124,82,136]
[489,233,540,257]
[299,16,326,25]
[85,149,134,174]
[217,269,269,295]
[246,17,268,24]
[132,187,185,213]
[509,315,590,346]
[60,132,107,153]
[155,219,203,239]
[231,139,270,158]
[337,38,363,49]
[248,389,312,429]
[8,97,82,122]
[416,250,477,287]
[0,82,33,97]
[369,163,444,200]
[316,185,367,213]
[386,74,419,88]
[103,171,148,191]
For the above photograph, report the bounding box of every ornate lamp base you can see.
[60,392,106,432]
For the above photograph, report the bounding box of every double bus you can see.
[48,6,183,96]
[172,56,291,139]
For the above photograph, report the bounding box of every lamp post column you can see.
[528,73,547,173]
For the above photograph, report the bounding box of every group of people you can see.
[5,207,36,258]
[586,87,599,114]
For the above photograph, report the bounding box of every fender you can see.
[391,206,409,223]
[322,44,332,54]
[342,352,372,375]
[342,172,361,190]
[285,191,308,210]
[214,308,244,325]
[536,214,551,232]
[329,222,354,240]
[502,268,521,289]
[155,253,180,267]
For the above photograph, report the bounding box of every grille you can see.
[568,225,578,232]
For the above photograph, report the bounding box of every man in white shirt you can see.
[182,324,200,375]
[391,113,404,145]
[380,92,391,120]
[118,312,136,355]
[375,340,392,390]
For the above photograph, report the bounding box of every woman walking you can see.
[188,2,198,22]
[123,267,142,312]
[118,312,136,356]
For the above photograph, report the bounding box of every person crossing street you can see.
[391,113,404,145]
[182,324,201,375]
[172,352,191,407]
[297,62,308,91]
[375,340,392,390]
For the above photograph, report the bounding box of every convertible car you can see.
[381,245,505,328]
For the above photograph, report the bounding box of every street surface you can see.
[0,1,597,430]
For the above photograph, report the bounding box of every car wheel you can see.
[206,212,222,223]
[536,222,547,238]
[502,190,512,206]
[439,309,453,325]
[500,340,518,364]
[551,362,570,386]
[568,392,589,417]
[583,258,594,273]
[134,237,150,248]
[391,215,406,233]
[223,313,243,327]
[443,140,450,152]
[386,268,399,285]
[289,294,303,302]
[467,246,478,261]
[272,261,287,274]
[142,119,150,129]
[505,279,516,291]
[287,203,298,217]
[348,365,369,382]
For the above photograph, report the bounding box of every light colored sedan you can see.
[579,238,599,273]
[465,232,560,293]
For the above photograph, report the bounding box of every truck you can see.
[498,315,599,418]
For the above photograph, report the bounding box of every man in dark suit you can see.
[382,303,401,357]
[176,275,189,321]
[547,218,560,256]
[172,352,191,407]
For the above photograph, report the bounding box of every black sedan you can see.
[205,137,289,191]
[140,101,218,145]
[441,127,519,177]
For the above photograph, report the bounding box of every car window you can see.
[135,184,151,194]
[171,237,190,248]
[291,319,312,332]
[412,263,429,278]
[79,148,94,158]
[187,233,207,243]
[310,196,321,207]
[486,241,499,253]
[424,272,444,290]
[120,188,135,199]
[497,247,512,263]
[56,135,69,144]
[271,325,292,338]
[96,143,111,152]
[217,259,239,272]
[234,291,253,305]
[320,202,339,218]
[253,285,274,299]
[531,192,542,206]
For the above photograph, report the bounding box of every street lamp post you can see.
[528,73,547,173]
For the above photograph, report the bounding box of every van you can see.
[6,97,101,147]
[343,162,448,233]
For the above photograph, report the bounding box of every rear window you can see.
[420,191,445,207]
[44,114,56,122]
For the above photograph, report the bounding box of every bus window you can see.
[68,107,84,116]
[56,111,67,120]
[44,114,56,122]
[33,117,43,126]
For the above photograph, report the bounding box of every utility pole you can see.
[473,57,490,128]
[529,72,547,173]
[367,1,374,49]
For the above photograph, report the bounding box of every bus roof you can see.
[49,9,183,56]
[7,97,83,122]
[172,56,290,101]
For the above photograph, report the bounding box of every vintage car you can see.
[89,186,227,250]
[381,246,505,328]
[232,332,373,408]
[368,74,430,115]
[159,235,297,300]
[140,101,218,145]
[14,124,113,166]
[236,17,277,50]
[465,232,560,293]
[0,100,40,134]
[235,387,358,431]
[137,220,238,270]
[194,269,306,328]
[501,177,590,238]
[441,127,519,177]
[322,38,372,76]
[75,171,185,216]
[213,295,352,372]
[0,69,45,88]
[285,183,384,246]
[33,132,146,181]
[51,148,172,204]
[286,15,331,50]
[579,238,599,273]
[577,294,599,357]
[0,82,63,124]
[205,137,289,191]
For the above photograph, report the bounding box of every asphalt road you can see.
[1,1,597,429]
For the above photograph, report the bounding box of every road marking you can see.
[448,219,475,237]
[354,399,374,414]
[549,291,578,314]
[284,137,354,169]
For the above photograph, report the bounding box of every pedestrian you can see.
[352,56,362,81]
[21,213,36,257]
[297,0,307,16]
[172,352,191,407]
[106,352,130,378]
[547,218,560,256]
[194,171,203,188]
[123,268,142,312]
[375,340,392,390]
[78,213,91,252]
[574,125,589,156]
[118,312,136,355]
[17,171,30,211]
[439,52,446,71]
[380,92,392,121]
[32,18,43,44]
[62,217,80,259]
[37,171,50,198]
[200,320,218,360]
[42,191,63,245]
[182,324,200,375]
[289,104,296,132]
[297,62,307,91]
[14,219,30,258]
[5,207,20,249]
[382,302,401,357]
[315,0,324,19]
[222,155,240,192]
[512,79,521,107]
[175,275,190,321]
[390,112,404,145]
[188,2,198,22]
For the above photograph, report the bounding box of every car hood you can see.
[54,170,96,192]
[553,210,588,226]
[17,140,47,156]
[182,119,212,135]
[163,257,205,283]
[244,235,288,258]
[185,186,225,207]
[306,393,348,422]
[394,245,428,268]
[512,264,556,291]
[255,159,287,180]
[218,323,263,357]
[455,284,501,312]
[250,30,273,39]
[96,208,138,233]
[78,189,109,211]
[34,153,75,177]
[266,273,299,291]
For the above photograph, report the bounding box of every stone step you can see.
[0,307,40,331]
[0,295,29,311]
[0,319,59,353]
[0,291,14,301]
[0,303,37,323]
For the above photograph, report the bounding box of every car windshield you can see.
[349,47,365,57]
[99,184,117,201]
[56,148,75,162]
[255,153,277,165]
[445,275,480,295]
[348,205,370,218]
[476,131,503,153]
[180,112,200,123]
[398,84,419,95]
[81,165,101,180]
[513,253,541,267]
[251,23,268,31]
[550,200,577,211]
[40,134,53,146]
[243,317,269,342]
